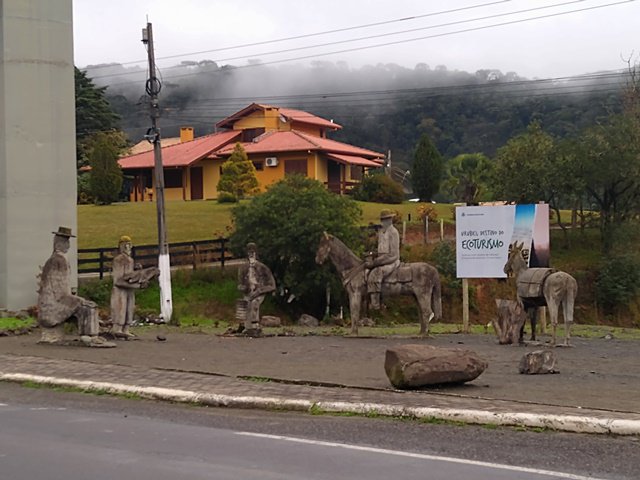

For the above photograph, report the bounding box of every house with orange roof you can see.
[118,103,385,202]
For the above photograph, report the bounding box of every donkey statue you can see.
[503,241,577,346]
[315,232,442,336]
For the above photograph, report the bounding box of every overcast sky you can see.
[73,0,638,79]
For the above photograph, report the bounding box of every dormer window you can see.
[241,128,265,142]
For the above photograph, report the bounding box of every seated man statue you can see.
[237,243,276,336]
[110,236,159,339]
[365,209,400,310]
[37,227,114,347]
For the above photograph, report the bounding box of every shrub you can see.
[596,254,640,314]
[230,175,362,317]
[217,191,238,203]
[353,172,405,204]
[88,134,123,205]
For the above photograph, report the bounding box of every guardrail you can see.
[78,238,236,279]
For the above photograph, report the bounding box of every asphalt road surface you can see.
[1,383,637,480]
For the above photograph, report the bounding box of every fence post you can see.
[220,237,225,269]
[98,249,104,280]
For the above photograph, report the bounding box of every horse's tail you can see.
[432,270,442,320]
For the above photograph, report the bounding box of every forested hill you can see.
[89,60,627,169]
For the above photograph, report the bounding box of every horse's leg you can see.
[529,307,537,341]
[348,290,360,336]
[415,291,433,336]
[546,298,559,346]
[563,287,576,347]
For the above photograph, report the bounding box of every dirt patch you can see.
[1,329,638,414]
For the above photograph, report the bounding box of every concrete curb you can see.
[2,372,639,436]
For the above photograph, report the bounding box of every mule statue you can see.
[503,241,577,346]
[315,232,442,335]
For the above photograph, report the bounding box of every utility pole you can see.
[142,22,173,323]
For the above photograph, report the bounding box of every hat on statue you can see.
[379,209,395,220]
[51,226,76,238]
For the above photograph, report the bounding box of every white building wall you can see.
[0,0,76,310]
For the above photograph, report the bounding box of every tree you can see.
[411,134,444,201]
[88,133,123,205]
[577,114,640,252]
[353,171,405,204]
[492,121,581,246]
[443,153,492,204]
[217,143,259,200]
[230,176,362,317]
[75,67,122,168]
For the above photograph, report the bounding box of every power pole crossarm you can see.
[142,22,173,324]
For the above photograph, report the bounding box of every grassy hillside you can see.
[77,200,451,249]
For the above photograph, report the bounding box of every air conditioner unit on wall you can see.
[265,157,278,167]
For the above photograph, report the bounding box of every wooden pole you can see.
[462,278,470,333]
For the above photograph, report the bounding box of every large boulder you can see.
[519,350,558,374]
[260,316,281,328]
[385,344,488,389]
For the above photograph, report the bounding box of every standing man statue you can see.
[365,209,400,310]
[237,243,276,335]
[110,236,159,339]
[37,227,114,347]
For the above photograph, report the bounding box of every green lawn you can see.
[78,200,449,249]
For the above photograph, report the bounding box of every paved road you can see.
[1,383,631,480]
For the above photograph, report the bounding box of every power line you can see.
[86,0,513,70]
[95,0,636,87]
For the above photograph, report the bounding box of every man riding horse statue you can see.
[365,209,400,310]
[315,210,441,336]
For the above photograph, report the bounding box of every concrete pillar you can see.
[0,0,76,311]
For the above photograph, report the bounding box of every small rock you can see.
[298,314,319,327]
[260,316,281,328]
[519,350,558,374]
[156,334,167,342]
[358,317,375,327]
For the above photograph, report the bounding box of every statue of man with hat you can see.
[365,209,400,310]
[37,227,115,347]
[237,242,276,335]
[110,236,159,339]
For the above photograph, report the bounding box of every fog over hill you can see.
[85,60,628,169]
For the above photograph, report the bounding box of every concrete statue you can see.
[365,209,401,310]
[110,236,159,339]
[37,227,114,347]
[237,243,276,335]
[316,231,441,336]
[503,241,578,346]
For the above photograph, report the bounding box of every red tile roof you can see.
[118,130,240,169]
[217,130,384,160]
[215,103,341,131]
[326,153,384,167]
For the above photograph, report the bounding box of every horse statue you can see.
[503,241,577,346]
[315,232,442,335]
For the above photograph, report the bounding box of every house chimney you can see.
[180,127,194,142]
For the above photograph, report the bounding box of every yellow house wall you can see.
[233,111,267,131]
[200,158,222,199]
[315,153,328,183]
[291,123,322,137]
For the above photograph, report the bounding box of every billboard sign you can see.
[456,204,549,278]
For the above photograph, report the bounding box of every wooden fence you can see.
[78,238,236,279]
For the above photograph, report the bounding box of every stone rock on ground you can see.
[260,316,281,328]
[385,344,488,389]
[298,314,319,327]
[519,349,558,374]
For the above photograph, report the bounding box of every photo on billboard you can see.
[456,204,549,278]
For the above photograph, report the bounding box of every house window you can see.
[252,161,264,171]
[164,169,183,188]
[350,165,363,181]
[285,159,307,177]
